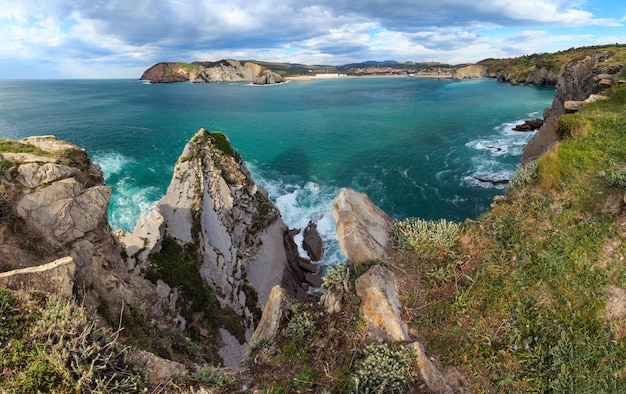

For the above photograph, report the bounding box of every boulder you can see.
[0,257,75,299]
[355,265,409,341]
[244,285,291,362]
[409,341,454,394]
[332,188,392,264]
[302,220,324,261]
[128,350,187,384]
[17,178,111,244]
[16,163,80,188]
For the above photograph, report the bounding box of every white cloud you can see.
[0,0,623,77]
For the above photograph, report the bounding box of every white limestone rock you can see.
[333,188,392,264]
[355,265,410,342]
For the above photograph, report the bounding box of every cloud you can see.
[0,0,623,77]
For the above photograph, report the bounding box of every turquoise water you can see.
[0,78,554,267]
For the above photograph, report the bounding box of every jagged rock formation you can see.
[332,188,392,264]
[116,128,310,366]
[494,67,559,86]
[1,131,312,369]
[141,60,285,85]
[0,136,128,309]
[523,52,624,161]
[452,64,487,80]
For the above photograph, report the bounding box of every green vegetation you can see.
[282,301,317,340]
[143,236,244,364]
[192,365,235,387]
[0,140,49,156]
[351,342,416,394]
[507,160,539,191]
[390,217,460,252]
[556,112,590,139]
[478,43,626,78]
[0,289,146,393]
[390,81,626,392]
[176,62,199,71]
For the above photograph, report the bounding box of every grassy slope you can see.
[478,43,626,78]
[393,80,626,392]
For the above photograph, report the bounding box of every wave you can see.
[248,163,346,272]
[93,151,160,232]
[463,114,538,188]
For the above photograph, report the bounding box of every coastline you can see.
[284,73,453,81]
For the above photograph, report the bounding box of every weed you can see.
[556,113,590,139]
[391,217,460,252]
[193,365,234,387]
[282,301,316,340]
[351,342,415,393]
[507,160,539,192]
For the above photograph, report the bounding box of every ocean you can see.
[0,77,554,269]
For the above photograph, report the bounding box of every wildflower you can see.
[378,338,384,343]
[533,336,538,342]
[525,344,530,351]
[351,347,357,352]
[511,345,518,351]
[487,341,492,346]
[242,385,248,391]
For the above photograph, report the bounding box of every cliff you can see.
[0,130,314,372]
[523,51,623,160]
[140,59,285,85]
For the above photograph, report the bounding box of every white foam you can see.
[93,151,160,232]
[249,163,346,271]
[93,151,130,176]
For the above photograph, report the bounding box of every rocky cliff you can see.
[140,59,285,85]
[0,131,313,369]
[115,128,312,366]
[452,64,487,80]
[523,51,623,160]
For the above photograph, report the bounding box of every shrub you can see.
[351,342,415,393]
[193,365,234,387]
[507,160,539,192]
[391,218,460,252]
[556,113,590,139]
[0,292,146,392]
[597,168,626,188]
[322,262,350,290]
[282,301,316,340]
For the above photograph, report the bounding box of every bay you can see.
[0,77,554,268]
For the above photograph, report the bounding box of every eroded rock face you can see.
[453,64,487,80]
[523,52,623,161]
[116,129,307,366]
[332,188,392,264]
[141,60,285,85]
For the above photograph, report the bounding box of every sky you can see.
[1,0,626,78]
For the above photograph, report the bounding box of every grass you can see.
[0,288,146,393]
[142,236,245,364]
[388,81,626,392]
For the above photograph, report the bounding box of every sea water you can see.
[0,78,554,269]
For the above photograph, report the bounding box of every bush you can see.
[322,262,350,290]
[391,218,460,252]
[0,292,146,393]
[193,365,234,387]
[507,160,539,192]
[282,301,316,340]
[351,342,415,393]
[556,113,590,139]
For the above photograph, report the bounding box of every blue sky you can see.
[0,0,625,78]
